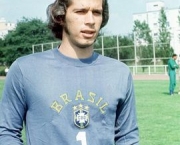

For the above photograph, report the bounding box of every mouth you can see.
[81,30,96,38]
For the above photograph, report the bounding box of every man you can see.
[168,54,179,95]
[0,0,139,144]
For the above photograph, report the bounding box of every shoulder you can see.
[7,49,57,80]
[96,54,130,72]
[9,49,56,73]
[168,58,172,63]
[17,49,55,64]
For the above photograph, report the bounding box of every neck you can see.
[59,40,94,59]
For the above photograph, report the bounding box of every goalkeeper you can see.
[168,54,179,95]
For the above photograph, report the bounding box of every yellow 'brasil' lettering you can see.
[51,101,63,113]
[88,92,96,103]
[96,97,103,106]
[75,90,84,100]
[99,103,109,114]
[51,90,109,114]
[60,93,72,104]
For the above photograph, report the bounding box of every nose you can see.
[85,12,95,25]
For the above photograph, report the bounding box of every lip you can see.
[81,30,96,38]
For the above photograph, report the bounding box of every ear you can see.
[55,15,65,25]
[59,17,64,25]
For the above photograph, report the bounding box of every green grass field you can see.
[0,79,180,145]
[135,80,180,145]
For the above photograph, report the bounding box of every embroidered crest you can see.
[73,104,89,129]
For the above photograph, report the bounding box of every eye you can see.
[93,10,102,16]
[76,9,86,14]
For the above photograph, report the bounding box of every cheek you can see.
[96,19,103,28]
[67,17,83,29]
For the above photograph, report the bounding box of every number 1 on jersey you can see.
[76,131,87,145]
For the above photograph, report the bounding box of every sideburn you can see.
[63,23,70,36]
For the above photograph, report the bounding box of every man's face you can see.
[62,0,103,49]
[174,56,177,60]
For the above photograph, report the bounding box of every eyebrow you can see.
[73,7,102,12]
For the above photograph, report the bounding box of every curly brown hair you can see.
[46,0,109,40]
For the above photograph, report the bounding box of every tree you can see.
[156,8,173,64]
[119,34,134,65]
[133,20,153,71]
[0,17,57,66]
[0,39,4,65]
[133,20,153,44]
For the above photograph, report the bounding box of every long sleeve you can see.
[0,61,26,145]
[114,73,139,145]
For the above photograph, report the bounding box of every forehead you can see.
[69,0,103,9]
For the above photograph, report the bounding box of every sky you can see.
[0,0,180,35]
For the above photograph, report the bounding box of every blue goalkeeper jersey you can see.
[0,48,139,145]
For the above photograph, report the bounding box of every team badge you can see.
[73,104,89,129]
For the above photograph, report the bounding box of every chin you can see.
[78,44,93,49]
[76,40,95,49]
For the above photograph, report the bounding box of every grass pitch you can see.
[0,79,180,145]
[135,80,180,145]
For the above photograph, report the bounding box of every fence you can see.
[32,35,176,75]
[32,41,60,53]
[129,65,168,75]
